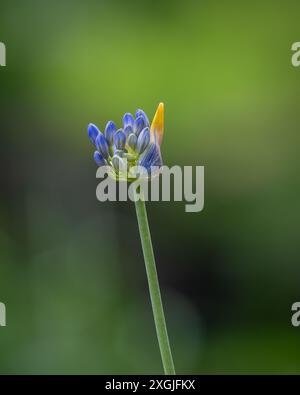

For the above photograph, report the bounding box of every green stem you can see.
[134,197,176,375]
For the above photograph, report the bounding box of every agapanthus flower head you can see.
[87,103,164,181]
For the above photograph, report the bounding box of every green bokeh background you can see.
[0,0,300,374]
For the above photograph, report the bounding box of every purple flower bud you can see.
[135,109,150,128]
[133,116,145,136]
[124,125,133,136]
[114,129,126,150]
[104,121,116,145]
[138,143,162,169]
[94,151,106,167]
[123,112,134,129]
[127,133,137,150]
[95,133,110,159]
[136,127,150,154]
[88,123,100,145]
[112,155,126,173]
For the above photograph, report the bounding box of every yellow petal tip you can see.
[150,102,164,145]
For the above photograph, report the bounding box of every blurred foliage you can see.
[0,0,300,373]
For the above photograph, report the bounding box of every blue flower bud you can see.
[95,133,110,159]
[123,112,134,129]
[138,143,163,169]
[124,125,133,136]
[136,127,150,153]
[104,121,116,145]
[94,151,106,167]
[114,129,126,150]
[127,133,137,150]
[88,123,100,145]
[112,155,126,173]
[135,109,150,127]
[133,116,145,136]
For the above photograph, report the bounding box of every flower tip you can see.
[88,122,98,132]
[94,151,106,167]
[88,123,100,145]
[158,102,164,111]
[150,102,164,146]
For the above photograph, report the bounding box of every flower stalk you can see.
[134,195,176,375]
[87,103,174,373]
